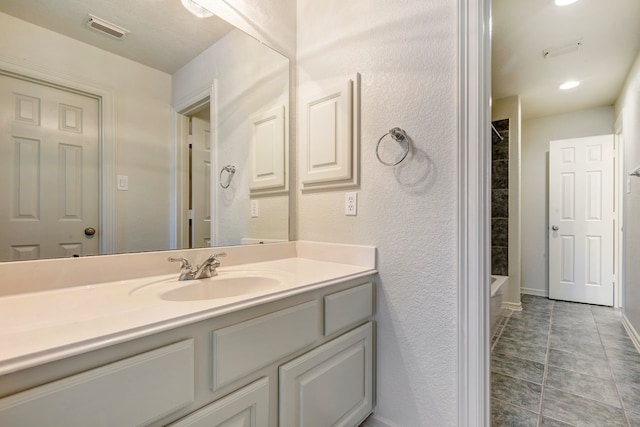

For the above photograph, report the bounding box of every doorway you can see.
[176,97,214,249]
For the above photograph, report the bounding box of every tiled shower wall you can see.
[492,119,509,276]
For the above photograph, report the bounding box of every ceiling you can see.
[492,0,640,119]
[0,0,234,74]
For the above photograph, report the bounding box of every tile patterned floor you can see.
[491,295,640,427]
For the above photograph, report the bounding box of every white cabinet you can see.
[0,340,194,427]
[279,322,373,427]
[169,378,269,427]
[0,279,375,427]
[211,301,319,390]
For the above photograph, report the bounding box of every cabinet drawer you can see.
[0,340,194,427]
[169,377,269,427]
[211,301,319,390]
[279,322,373,427]
[324,282,373,335]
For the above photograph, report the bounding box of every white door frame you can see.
[458,0,491,425]
[614,111,625,308]
[171,81,218,249]
[0,56,117,255]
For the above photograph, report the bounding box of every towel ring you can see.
[219,165,236,189]
[376,127,409,166]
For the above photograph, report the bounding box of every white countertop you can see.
[0,256,376,376]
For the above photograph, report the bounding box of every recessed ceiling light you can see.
[181,0,214,18]
[559,80,580,90]
[554,0,579,6]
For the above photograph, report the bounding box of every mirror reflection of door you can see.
[187,106,211,248]
[0,73,99,261]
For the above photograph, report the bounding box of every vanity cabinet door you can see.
[169,378,269,427]
[279,322,373,427]
[0,340,194,427]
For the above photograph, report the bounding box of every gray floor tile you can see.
[550,325,600,343]
[591,305,622,315]
[540,416,575,426]
[491,398,538,427]
[628,410,640,427]
[491,353,545,384]
[545,366,621,408]
[618,382,640,415]
[507,316,550,334]
[597,322,629,337]
[606,346,640,364]
[492,299,640,427]
[554,302,593,315]
[493,337,548,364]
[542,387,627,426]
[600,332,638,352]
[491,372,542,412]
[549,335,606,358]
[512,307,552,320]
[501,326,549,347]
[609,358,640,387]
[547,349,612,380]
[552,315,597,330]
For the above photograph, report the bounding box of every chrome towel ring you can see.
[219,165,236,189]
[376,127,409,166]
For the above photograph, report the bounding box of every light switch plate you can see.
[345,192,357,216]
[117,175,128,191]
[251,200,259,218]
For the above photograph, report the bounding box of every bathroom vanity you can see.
[0,242,376,426]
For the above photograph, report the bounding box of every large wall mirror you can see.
[0,0,290,262]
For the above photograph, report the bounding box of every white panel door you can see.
[549,135,614,305]
[0,74,99,261]
[191,115,211,248]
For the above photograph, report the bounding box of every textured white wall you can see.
[172,29,290,246]
[616,51,640,333]
[0,12,173,254]
[297,1,458,425]
[521,106,614,296]
[492,96,521,306]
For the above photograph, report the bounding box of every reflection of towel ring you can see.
[219,165,236,189]
[376,127,410,166]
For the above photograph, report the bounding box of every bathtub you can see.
[490,275,509,337]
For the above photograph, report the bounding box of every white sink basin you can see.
[160,276,282,301]
[129,270,294,302]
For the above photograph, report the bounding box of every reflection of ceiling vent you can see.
[85,14,130,40]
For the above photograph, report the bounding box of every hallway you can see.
[491,295,640,426]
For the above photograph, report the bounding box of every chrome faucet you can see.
[168,253,226,281]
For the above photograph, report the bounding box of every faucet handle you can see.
[213,252,227,258]
[168,257,192,269]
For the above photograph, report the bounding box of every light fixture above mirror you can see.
[181,0,214,18]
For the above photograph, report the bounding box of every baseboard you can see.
[622,315,640,354]
[502,301,523,312]
[521,287,548,297]
[359,414,398,427]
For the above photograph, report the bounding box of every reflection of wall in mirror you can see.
[173,29,289,246]
[0,11,173,255]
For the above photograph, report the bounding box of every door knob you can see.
[84,227,96,236]
[551,225,559,231]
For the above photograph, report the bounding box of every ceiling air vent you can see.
[85,14,130,40]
